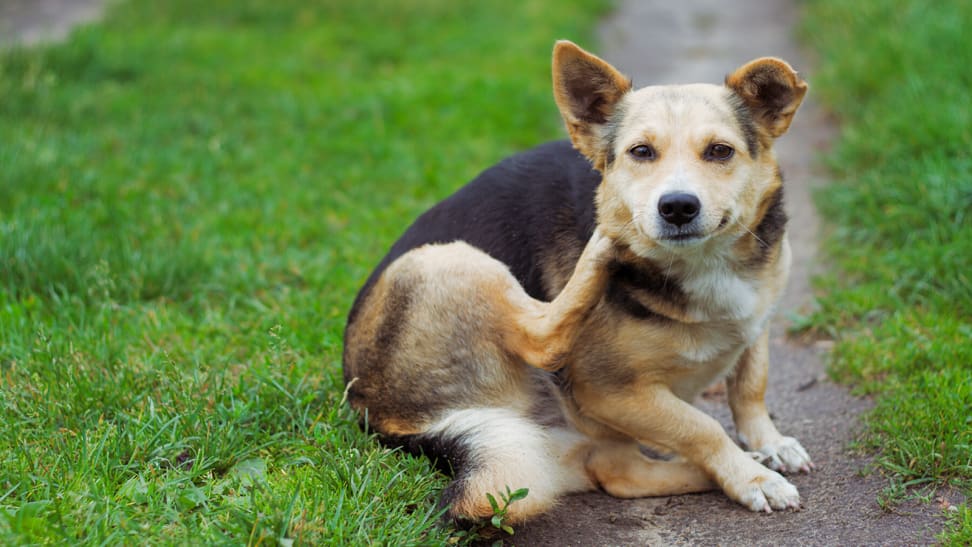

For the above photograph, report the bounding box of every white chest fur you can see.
[678,266,772,357]
[682,261,760,323]
[669,259,778,400]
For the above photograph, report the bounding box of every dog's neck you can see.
[607,229,781,325]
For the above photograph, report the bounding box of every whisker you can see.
[735,217,768,248]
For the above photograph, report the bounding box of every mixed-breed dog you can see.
[343,40,814,524]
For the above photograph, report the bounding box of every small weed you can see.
[486,487,530,537]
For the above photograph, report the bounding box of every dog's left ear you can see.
[726,58,807,138]
[552,40,632,170]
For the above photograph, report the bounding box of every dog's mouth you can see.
[658,230,707,246]
[655,214,731,247]
[665,231,704,241]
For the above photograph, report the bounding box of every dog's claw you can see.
[754,436,813,476]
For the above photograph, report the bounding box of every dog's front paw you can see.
[752,436,814,474]
[726,464,801,513]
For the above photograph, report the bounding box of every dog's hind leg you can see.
[504,229,615,371]
[418,408,596,524]
[585,441,715,498]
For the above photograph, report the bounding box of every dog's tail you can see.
[388,407,592,523]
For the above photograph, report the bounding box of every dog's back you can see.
[345,139,598,330]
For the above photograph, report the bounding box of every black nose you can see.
[658,192,701,227]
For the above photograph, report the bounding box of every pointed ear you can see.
[725,57,808,138]
[552,40,632,170]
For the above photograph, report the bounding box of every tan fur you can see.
[586,441,715,498]
[504,229,616,370]
[344,40,812,523]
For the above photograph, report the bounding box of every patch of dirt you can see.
[0,0,105,47]
[513,0,947,545]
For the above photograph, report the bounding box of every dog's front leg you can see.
[506,230,614,371]
[728,330,814,473]
[581,383,801,512]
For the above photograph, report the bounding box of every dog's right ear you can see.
[553,40,632,171]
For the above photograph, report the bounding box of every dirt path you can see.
[513,1,945,545]
[0,0,104,47]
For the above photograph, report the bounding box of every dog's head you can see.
[552,40,806,258]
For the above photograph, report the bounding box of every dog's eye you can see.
[629,144,656,161]
[704,143,734,161]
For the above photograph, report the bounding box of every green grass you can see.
[0,0,608,543]
[801,0,972,540]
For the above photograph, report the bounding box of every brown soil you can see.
[511,0,948,545]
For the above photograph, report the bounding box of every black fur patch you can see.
[748,185,788,267]
[382,430,478,523]
[344,141,599,306]
[605,257,687,320]
[606,278,660,320]
[748,66,796,112]
[382,430,476,477]
[437,480,467,524]
[727,91,759,158]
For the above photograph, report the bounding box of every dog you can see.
[342,40,812,523]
